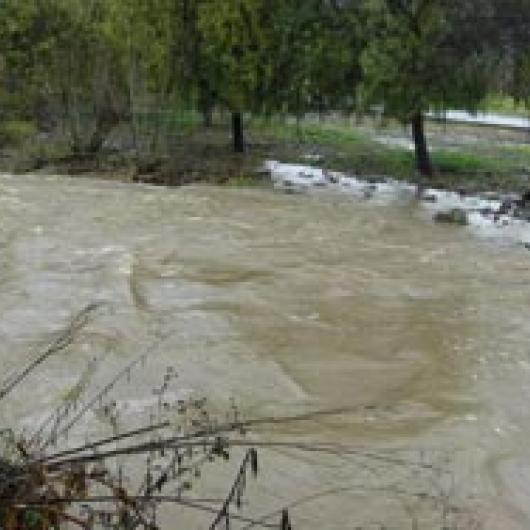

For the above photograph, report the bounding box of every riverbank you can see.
[1,115,530,195]
[253,116,530,194]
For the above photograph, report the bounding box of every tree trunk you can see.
[199,84,214,128]
[202,107,213,128]
[411,112,432,177]
[87,98,120,154]
[231,112,244,153]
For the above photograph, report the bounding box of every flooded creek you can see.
[1,172,530,528]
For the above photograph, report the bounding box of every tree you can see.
[252,0,362,118]
[359,0,499,177]
[173,0,216,127]
[492,0,530,106]
[197,0,263,152]
[197,0,362,152]
[0,0,58,126]
[0,0,129,154]
[106,0,179,157]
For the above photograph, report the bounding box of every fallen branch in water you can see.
[0,302,105,403]
[0,303,474,530]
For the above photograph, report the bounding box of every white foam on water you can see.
[265,160,530,248]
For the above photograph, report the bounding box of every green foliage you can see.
[0,120,36,146]
[22,510,42,529]
[483,94,530,116]
[0,0,526,178]
[356,0,503,174]
[197,0,267,112]
[359,0,496,121]
[432,150,502,174]
[196,0,362,116]
[512,53,530,106]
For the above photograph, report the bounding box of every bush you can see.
[0,120,37,147]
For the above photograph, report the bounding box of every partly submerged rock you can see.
[433,208,469,226]
[313,180,328,187]
[281,186,305,195]
[479,207,495,217]
[325,171,340,184]
[499,199,516,215]
[516,190,530,218]
[515,207,530,222]
[420,193,438,203]
[254,167,272,179]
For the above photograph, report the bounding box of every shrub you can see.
[0,120,37,147]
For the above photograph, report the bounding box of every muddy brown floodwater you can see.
[1,173,530,529]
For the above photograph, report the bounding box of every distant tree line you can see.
[0,0,529,176]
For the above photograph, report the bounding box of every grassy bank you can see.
[1,113,530,194]
[482,95,530,118]
[250,116,530,193]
